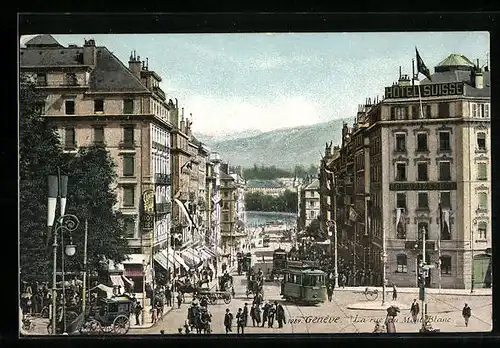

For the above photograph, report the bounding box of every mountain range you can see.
[194,119,349,169]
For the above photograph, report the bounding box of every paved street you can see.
[129,272,492,335]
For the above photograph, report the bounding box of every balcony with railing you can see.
[155,173,171,185]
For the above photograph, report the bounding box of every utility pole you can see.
[420,225,427,331]
[82,219,88,315]
[381,226,386,306]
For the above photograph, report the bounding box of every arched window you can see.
[396,254,407,273]
[440,256,452,275]
[478,222,487,240]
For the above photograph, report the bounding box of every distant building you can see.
[246,179,287,197]
[298,176,320,231]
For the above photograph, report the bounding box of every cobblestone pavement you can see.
[128,273,492,335]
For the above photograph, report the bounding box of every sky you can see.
[20,32,489,136]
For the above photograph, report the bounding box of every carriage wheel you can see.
[223,294,232,304]
[365,290,378,301]
[79,319,101,335]
[209,296,217,305]
[101,323,114,334]
[113,315,130,335]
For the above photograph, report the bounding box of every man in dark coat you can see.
[261,302,270,327]
[275,302,286,328]
[236,308,245,334]
[224,308,233,333]
[462,303,471,327]
[267,303,276,328]
[134,302,143,326]
[242,303,249,326]
[410,299,420,323]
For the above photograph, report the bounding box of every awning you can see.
[202,246,217,257]
[154,251,169,271]
[90,284,114,298]
[162,248,176,268]
[173,252,190,271]
[174,198,197,229]
[109,275,125,288]
[198,248,213,260]
[181,248,202,265]
[121,254,148,265]
[121,275,133,286]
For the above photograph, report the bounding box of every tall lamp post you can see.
[324,165,338,288]
[47,170,79,335]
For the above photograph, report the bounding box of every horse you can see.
[187,306,212,334]
[175,279,208,302]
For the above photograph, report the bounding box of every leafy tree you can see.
[19,81,64,283]
[62,145,131,275]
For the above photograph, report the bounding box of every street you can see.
[129,272,492,335]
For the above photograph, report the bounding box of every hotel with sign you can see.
[322,54,491,289]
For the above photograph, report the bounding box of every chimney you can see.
[83,38,96,66]
[221,163,229,174]
[180,108,185,132]
[128,51,142,79]
[474,60,484,89]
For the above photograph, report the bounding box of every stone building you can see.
[20,35,179,290]
[297,176,321,232]
[322,53,491,289]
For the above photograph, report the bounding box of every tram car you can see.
[242,252,252,273]
[280,260,326,305]
[272,248,288,276]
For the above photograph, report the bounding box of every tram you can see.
[272,248,288,277]
[280,260,326,305]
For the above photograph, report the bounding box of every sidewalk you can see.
[337,286,492,297]
[131,261,238,330]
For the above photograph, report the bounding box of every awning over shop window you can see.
[121,254,148,265]
[154,252,169,271]
[121,275,133,286]
[173,252,190,271]
[123,265,144,278]
[202,246,217,257]
[161,248,176,268]
[181,248,202,265]
[197,248,212,260]
[110,275,125,288]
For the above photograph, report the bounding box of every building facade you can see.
[322,54,491,289]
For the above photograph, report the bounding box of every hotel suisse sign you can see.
[389,182,457,191]
[385,82,464,99]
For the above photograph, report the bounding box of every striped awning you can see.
[154,252,169,271]
[173,252,190,271]
[202,246,217,257]
[181,248,202,265]
[110,275,125,288]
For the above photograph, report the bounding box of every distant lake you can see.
[246,211,297,228]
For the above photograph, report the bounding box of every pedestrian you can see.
[224,308,233,333]
[250,304,257,326]
[392,284,397,301]
[165,285,172,307]
[156,299,163,321]
[134,302,142,326]
[236,308,245,334]
[208,268,214,283]
[410,299,420,323]
[151,305,158,324]
[176,292,183,309]
[275,302,286,328]
[268,303,276,328]
[261,302,270,327]
[255,303,261,326]
[462,303,471,327]
[340,274,346,288]
[242,303,249,326]
[327,284,333,302]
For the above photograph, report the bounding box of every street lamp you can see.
[47,169,79,335]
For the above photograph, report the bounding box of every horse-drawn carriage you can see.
[197,289,232,305]
[78,295,133,335]
[218,273,235,296]
[246,277,263,298]
[186,304,212,334]
[175,278,210,302]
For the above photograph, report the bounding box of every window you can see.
[478,192,488,210]
[417,222,429,240]
[395,163,406,181]
[439,161,451,181]
[65,100,75,115]
[123,186,135,207]
[439,131,451,152]
[417,192,428,209]
[224,192,229,198]
[395,134,406,152]
[477,163,487,181]
[94,99,104,113]
[472,103,490,118]
[123,99,134,114]
[417,162,428,181]
[223,213,229,221]
[478,222,487,240]
[396,254,407,273]
[36,73,47,86]
[309,201,315,207]
[438,102,450,118]
[123,126,134,144]
[310,211,315,218]
[477,132,486,151]
[123,217,135,238]
[93,127,104,144]
[440,192,451,209]
[416,133,428,152]
[391,106,408,120]
[123,155,135,176]
[65,73,77,85]
[440,256,451,275]
[64,127,75,149]
[396,193,406,209]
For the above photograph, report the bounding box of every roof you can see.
[420,70,490,98]
[20,35,150,93]
[24,34,63,47]
[304,178,320,190]
[435,54,475,71]
[220,172,235,181]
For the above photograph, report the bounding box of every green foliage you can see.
[19,82,130,282]
[245,189,298,213]
[243,164,319,180]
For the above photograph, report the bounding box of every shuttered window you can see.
[65,128,75,149]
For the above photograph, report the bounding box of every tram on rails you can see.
[271,248,288,278]
[280,260,326,305]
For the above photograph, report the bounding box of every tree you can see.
[62,145,131,275]
[19,81,64,283]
